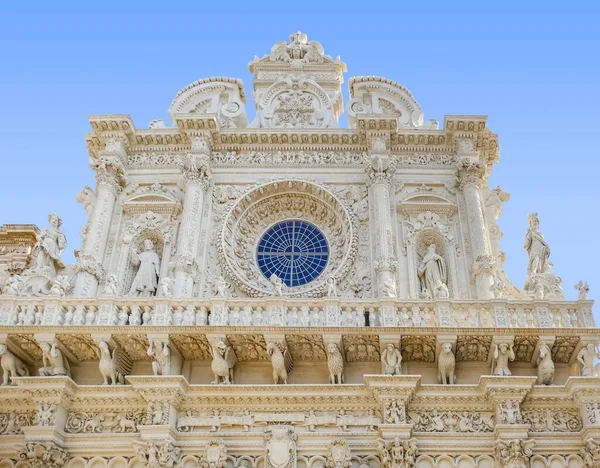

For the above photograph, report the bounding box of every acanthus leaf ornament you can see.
[494,439,535,468]
[18,441,70,468]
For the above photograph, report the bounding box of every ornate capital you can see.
[365,155,396,186]
[455,159,486,189]
[378,437,418,468]
[494,439,535,468]
[581,438,600,468]
[180,152,212,189]
[18,441,69,468]
[133,440,182,468]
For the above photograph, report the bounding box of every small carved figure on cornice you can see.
[158,276,174,297]
[575,280,590,300]
[210,338,237,384]
[535,343,555,385]
[48,275,70,297]
[29,213,67,278]
[129,239,160,297]
[493,343,515,376]
[418,244,447,300]
[485,186,510,221]
[2,273,24,296]
[269,31,325,64]
[0,344,29,385]
[266,341,293,385]
[214,275,230,298]
[381,343,402,375]
[577,343,599,377]
[98,340,132,385]
[103,272,119,296]
[327,343,344,384]
[147,339,170,376]
[437,342,456,385]
[38,341,70,377]
[378,437,418,468]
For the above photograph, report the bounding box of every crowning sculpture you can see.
[0,31,597,468]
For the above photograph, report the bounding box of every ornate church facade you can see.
[0,32,598,468]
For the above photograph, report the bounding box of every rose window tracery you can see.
[219,180,357,297]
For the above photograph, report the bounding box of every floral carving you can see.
[513,336,538,362]
[494,439,535,468]
[227,334,269,361]
[171,334,212,360]
[455,335,491,361]
[551,336,579,363]
[343,335,380,362]
[0,412,33,434]
[409,410,494,432]
[18,441,69,468]
[286,335,327,361]
[521,408,582,432]
[401,336,435,363]
[57,334,99,361]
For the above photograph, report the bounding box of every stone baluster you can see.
[365,138,397,298]
[173,135,212,297]
[74,139,127,296]
[455,155,494,299]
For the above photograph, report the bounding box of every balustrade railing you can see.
[0,297,595,328]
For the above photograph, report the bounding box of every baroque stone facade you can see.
[0,32,598,468]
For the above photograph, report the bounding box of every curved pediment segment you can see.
[168,77,248,129]
[347,76,438,130]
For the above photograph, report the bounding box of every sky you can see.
[0,2,599,319]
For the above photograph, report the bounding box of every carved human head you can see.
[387,343,395,352]
[143,239,154,251]
[499,343,509,353]
[48,213,62,228]
[527,212,540,229]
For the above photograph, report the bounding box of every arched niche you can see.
[107,457,129,468]
[88,457,108,468]
[67,458,87,468]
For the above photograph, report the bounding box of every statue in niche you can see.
[33,213,67,276]
[418,244,447,298]
[523,212,551,276]
[129,239,160,297]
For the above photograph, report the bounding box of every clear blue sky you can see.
[0,3,598,316]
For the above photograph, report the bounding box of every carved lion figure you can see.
[437,342,456,385]
[0,344,29,385]
[327,343,344,384]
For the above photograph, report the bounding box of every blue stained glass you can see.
[257,220,329,287]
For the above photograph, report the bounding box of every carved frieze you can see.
[513,336,538,362]
[227,334,269,361]
[0,411,33,434]
[286,335,327,361]
[401,336,436,363]
[343,335,380,362]
[65,410,145,433]
[171,334,212,360]
[113,334,151,361]
[57,334,99,361]
[408,410,494,432]
[521,408,582,432]
[455,335,491,362]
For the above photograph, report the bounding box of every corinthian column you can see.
[74,139,126,296]
[456,158,494,299]
[172,136,212,297]
[365,139,397,298]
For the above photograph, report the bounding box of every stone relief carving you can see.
[269,31,325,64]
[327,343,344,384]
[409,410,494,433]
[38,341,70,377]
[585,402,600,425]
[18,441,69,468]
[535,343,555,385]
[286,335,327,361]
[213,151,367,167]
[147,401,170,425]
[401,336,436,363]
[133,440,182,468]
[581,437,600,468]
[574,280,590,300]
[521,408,582,432]
[384,400,406,424]
[326,440,351,468]
[0,343,29,385]
[210,338,237,384]
[493,343,515,376]
[32,403,56,426]
[455,335,491,361]
[0,411,32,434]
[343,335,380,362]
[498,400,522,425]
[266,341,293,384]
[437,342,456,385]
[378,437,418,468]
[381,343,402,375]
[200,440,227,468]
[494,439,535,468]
[98,340,132,385]
[65,410,144,433]
[265,425,297,468]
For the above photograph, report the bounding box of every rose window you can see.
[257,220,329,287]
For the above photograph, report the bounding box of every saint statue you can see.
[523,212,551,276]
[129,239,160,297]
[34,213,67,276]
[417,244,447,297]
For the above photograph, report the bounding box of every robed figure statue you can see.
[417,244,447,298]
[129,239,161,297]
[523,212,551,275]
[34,213,67,276]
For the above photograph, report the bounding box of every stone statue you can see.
[382,276,397,298]
[577,344,599,377]
[210,338,237,384]
[266,341,293,384]
[33,213,67,276]
[49,275,70,297]
[39,341,70,377]
[3,275,24,296]
[493,343,515,376]
[214,275,229,297]
[158,277,173,297]
[147,340,170,376]
[485,185,511,221]
[418,244,447,299]
[98,341,132,385]
[437,342,456,385]
[327,277,338,297]
[0,344,29,385]
[129,239,161,297]
[523,213,551,276]
[575,280,590,300]
[102,273,118,296]
[327,343,344,384]
[381,343,402,375]
[434,280,449,299]
[490,276,505,298]
[536,343,555,385]
[75,186,96,215]
[270,274,284,296]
